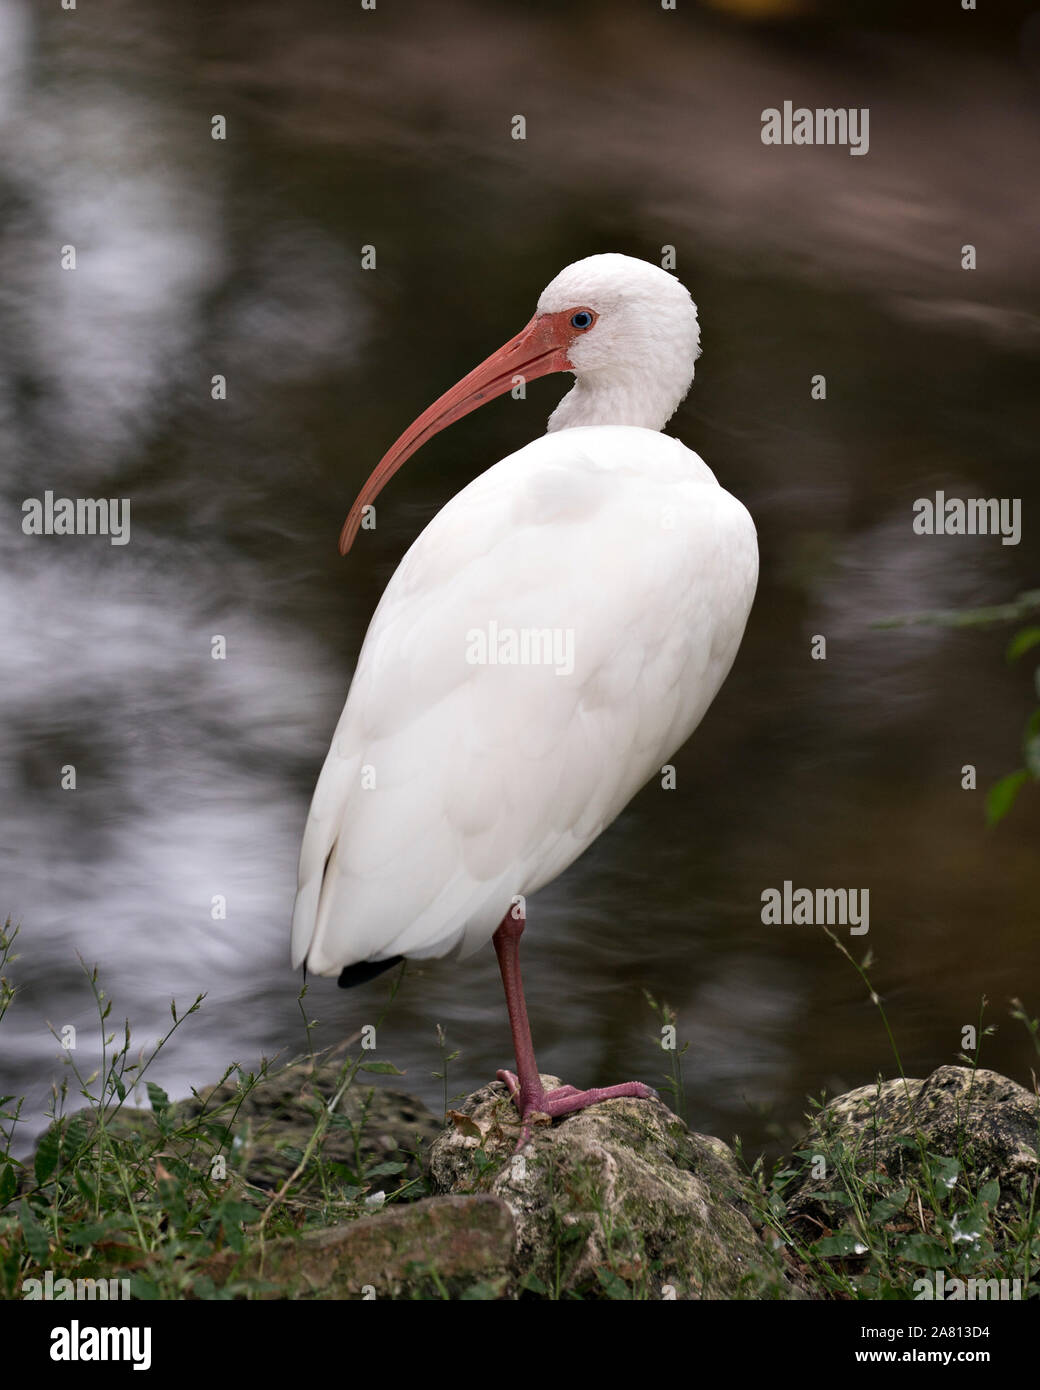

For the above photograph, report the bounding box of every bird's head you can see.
[339,253,701,555]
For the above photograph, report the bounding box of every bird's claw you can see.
[497,1074,657,1121]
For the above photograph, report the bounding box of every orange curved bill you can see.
[339,309,577,555]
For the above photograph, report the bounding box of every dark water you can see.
[2,0,1037,1158]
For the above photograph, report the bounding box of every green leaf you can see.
[460,1280,504,1300]
[326,1161,361,1183]
[986,770,1028,827]
[594,1266,631,1298]
[1024,731,1040,780]
[62,1113,93,1158]
[1006,627,1040,663]
[34,1128,60,1186]
[223,1220,245,1253]
[18,1200,50,1263]
[978,1180,1001,1209]
[0,1163,17,1205]
[869,1189,909,1225]
[896,1234,948,1268]
[768,1192,788,1219]
[949,1205,988,1244]
[930,1155,961,1191]
[364,1161,407,1179]
[358,1061,404,1075]
[811,1233,868,1258]
[73,1167,97,1205]
[220,1201,257,1224]
[146,1082,169,1114]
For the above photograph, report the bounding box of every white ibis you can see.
[292,253,758,1129]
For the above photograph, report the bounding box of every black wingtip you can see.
[337,956,405,989]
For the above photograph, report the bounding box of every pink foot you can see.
[490,910,658,1147]
[498,1069,580,1102]
[496,1069,657,1122]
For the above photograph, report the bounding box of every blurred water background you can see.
[1,0,1037,1155]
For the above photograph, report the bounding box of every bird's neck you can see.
[545,370,692,435]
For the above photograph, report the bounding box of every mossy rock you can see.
[784,1065,1040,1237]
[208,1193,516,1299]
[32,1051,441,1201]
[170,1053,440,1193]
[427,1075,808,1299]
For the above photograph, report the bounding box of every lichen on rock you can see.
[427,1075,805,1299]
[783,1064,1040,1237]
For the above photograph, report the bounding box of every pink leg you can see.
[492,902,656,1134]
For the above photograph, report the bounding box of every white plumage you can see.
[292,254,757,993]
[293,424,757,973]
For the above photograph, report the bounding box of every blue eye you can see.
[570,310,594,330]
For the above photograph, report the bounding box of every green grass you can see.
[1,913,1037,1300]
[0,922,428,1299]
[734,930,1040,1300]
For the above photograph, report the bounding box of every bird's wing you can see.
[292,426,757,975]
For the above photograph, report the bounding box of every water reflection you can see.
[1,0,1037,1157]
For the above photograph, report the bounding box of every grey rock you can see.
[209,1193,515,1299]
[427,1075,805,1299]
[784,1064,1040,1235]
[170,1052,441,1193]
